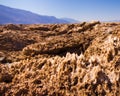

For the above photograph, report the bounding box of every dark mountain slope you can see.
[0,5,69,24]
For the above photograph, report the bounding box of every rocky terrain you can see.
[0,21,120,96]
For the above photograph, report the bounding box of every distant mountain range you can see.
[61,18,80,23]
[108,20,120,22]
[0,5,77,24]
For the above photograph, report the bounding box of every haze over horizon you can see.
[0,0,120,21]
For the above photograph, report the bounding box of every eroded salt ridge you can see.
[0,22,120,96]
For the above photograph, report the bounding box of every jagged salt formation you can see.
[0,22,120,96]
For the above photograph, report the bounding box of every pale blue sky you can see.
[0,0,120,21]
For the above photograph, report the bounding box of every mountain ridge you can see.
[0,4,69,24]
[61,18,80,23]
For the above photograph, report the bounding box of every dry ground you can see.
[0,21,120,96]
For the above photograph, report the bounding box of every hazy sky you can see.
[0,0,120,21]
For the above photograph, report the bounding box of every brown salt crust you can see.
[0,21,120,96]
